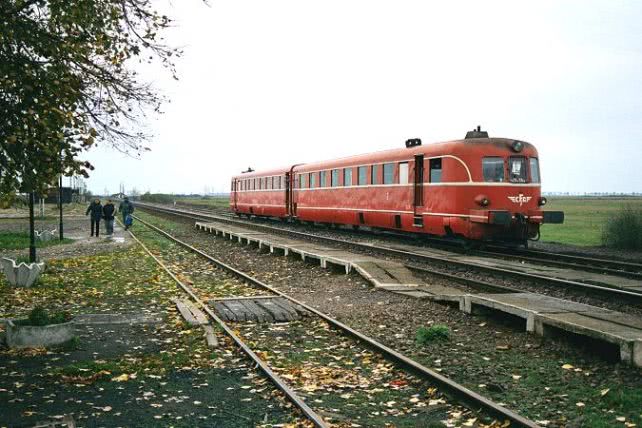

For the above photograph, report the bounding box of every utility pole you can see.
[29,192,36,262]
[58,142,64,240]
[58,174,64,240]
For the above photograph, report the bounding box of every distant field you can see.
[540,197,642,246]
[178,197,230,209]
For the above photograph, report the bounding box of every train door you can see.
[413,154,424,226]
[233,179,238,211]
[285,172,292,217]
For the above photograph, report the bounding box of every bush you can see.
[416,325,450,345]
[602,206,642,250]
[23,306,72,326]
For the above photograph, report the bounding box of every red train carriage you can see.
[230,129,564,245]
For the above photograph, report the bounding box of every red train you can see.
[229,128,564,246]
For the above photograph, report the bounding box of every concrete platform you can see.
[463,292,642,366]
[195,221,642,367]
[196,221,429,290]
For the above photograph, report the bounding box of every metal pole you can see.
[59,174,64,240]
[29,192,36,263]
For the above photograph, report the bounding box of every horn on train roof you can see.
[465,126,489,139]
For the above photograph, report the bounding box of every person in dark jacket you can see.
[85,199,103,237]
[118,197,135,230]
[102,200,116,236]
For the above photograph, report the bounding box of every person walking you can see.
[102,199,116,236]
[118,197,135,230]
[85,198,103,237]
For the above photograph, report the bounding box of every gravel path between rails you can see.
[138,210,642,428]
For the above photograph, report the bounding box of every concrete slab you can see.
[470,292,614,315]
[74,313,163,325]
[535,312,642,367]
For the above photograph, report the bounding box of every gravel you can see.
[139,210,642,427]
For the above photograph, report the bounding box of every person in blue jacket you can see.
[118,197,135,230]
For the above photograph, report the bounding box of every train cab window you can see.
[509,157,528,183]
[383,163,394,184]
[529,158,540,183]
[344,168,352,186]
[371,165,379,185]
[358,166,367,185]
[482,157,505,182]
[399,162,409,185]
[331,169,339,187]
[429,158,442,183]
[319,171,327,188]
[310,172,317,188]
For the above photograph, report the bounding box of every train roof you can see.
[232,136,536,178]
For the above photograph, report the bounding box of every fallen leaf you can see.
[562,364,574,370]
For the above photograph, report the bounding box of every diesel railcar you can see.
[230,129,564,246]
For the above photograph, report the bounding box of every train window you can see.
[358,166,367,185]
[509,157,528,183]
[482,157,504,182]
[267,177,272,190]
[301,174,307,189]
[399,162,409,185]
[344,168,352,186]
[371,165,379,185]
[529,158,540,183]
[331,169,339,187]
[319,171,327,188]
[383,163,394,185]
[429,158,442,183]
[310,172,317,188]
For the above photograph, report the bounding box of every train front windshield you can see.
[509,157,528,183]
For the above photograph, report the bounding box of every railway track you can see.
[174,203,642,279]
[128,213,538,427]
[138,203,642,304]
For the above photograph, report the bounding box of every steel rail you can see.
[132,213,539,428]
[137,203,642,302]
[175,203,642,276]
[125,223,329,428]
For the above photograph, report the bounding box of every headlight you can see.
[511,140,524,152]
[539,196,547,206]
[475,194,490,207]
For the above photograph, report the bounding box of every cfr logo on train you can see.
[507,193,532,206]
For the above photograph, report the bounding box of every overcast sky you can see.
[85,0,642,195]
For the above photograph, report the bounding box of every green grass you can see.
[540,197,642,247]
[0,231,73,249]
[177,196,230,209]
[416,325,450,344]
